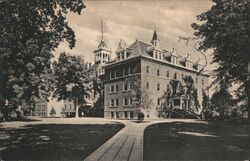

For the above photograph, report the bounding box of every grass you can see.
[144,120,249,161]
[0,123,124,161]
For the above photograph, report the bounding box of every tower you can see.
[94,20,111,67]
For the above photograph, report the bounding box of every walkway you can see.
[84,119,208,161]
[84,121,149,161]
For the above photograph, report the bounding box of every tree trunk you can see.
[247,61,250,119]
[75,97,79,118]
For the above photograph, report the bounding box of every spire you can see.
[101,19,104,40]
[151,30,158,44]
[97,19,107,49]
[151,30,160,48]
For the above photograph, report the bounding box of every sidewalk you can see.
[84,121,149,161]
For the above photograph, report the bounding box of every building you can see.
[103,30,209,119]
[34,101,48,117]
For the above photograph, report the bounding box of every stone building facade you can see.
[103,31,209,119]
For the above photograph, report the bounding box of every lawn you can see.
[144,120,249,161]
[0,123,124,161]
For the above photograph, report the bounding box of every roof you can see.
[128,40,151,57]
[98,39,108,48]
[151,30,158,44]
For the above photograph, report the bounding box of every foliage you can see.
[182,75,200,112]
[50,107,56,117]
[191,0,250,109]
[137,111,145,122]
[131,76,153,111]
[160,82,175,118]
[53,53,97,117]
[0,0,85,119]
[209,88,235,119]
[201,90,209,118]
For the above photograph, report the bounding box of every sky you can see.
[55,0,214,64]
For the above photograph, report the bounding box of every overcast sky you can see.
[55,0,214,69]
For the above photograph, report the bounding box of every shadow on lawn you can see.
[144,121,249,161]
[0,124,124,161]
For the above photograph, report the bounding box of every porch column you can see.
[180,98,183,110]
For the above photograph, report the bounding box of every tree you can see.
[53,53,94,118]
[161,83,174,118]
[183,75,200,112]
[50,107,56,117]
[130,76,153,120]
[210,88,235,119]
[0,0,85,119]
[191,0,250,116]
[201,90,210,119]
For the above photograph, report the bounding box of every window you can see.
[110,85,114,93]
[124,67,130,75]
[123,83,128,91]
[124,111,128,118]
[115,99,119,106]
[110,99,114,107]
[196,78,198,84]
[129,98,133,105]
[159,53,162,60]
[174,73,177,79]
[115,85,119,92]
[155,52,158,59]
[166,71,169,78]
[157,69,160,76]
[128,67,131,75]
[202,79,204,85]
[124,98,128,106]
[110,71,116,79]
[157,83,160,91]
[128,83,131,91]
[146,66,149,74]
[157,98,161,105]
[146,82,149,89]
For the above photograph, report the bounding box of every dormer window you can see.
[172,56,178,64]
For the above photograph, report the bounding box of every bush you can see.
[137,111,145,122]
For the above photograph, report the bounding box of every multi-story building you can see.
[103,30,209,119]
